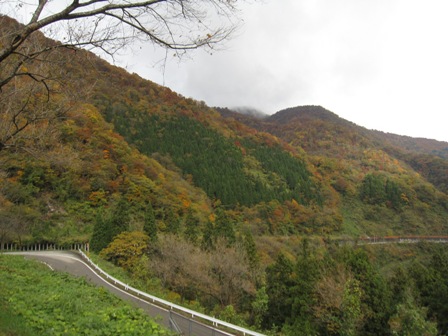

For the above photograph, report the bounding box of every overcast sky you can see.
[114,0,448,142]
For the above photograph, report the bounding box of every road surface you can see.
[5,251,235,336]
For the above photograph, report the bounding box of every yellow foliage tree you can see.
[100,231,150,272]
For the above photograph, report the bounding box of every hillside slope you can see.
[1,16,447,245]
[217,105,448,236]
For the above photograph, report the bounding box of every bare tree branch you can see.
[0,0,244,153]
[1,0,241,62]
[29,0,49,24]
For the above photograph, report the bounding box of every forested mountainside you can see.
[217,106,448,236]
[2,16,448,335]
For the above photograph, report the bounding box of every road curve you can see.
[4,251,235,336]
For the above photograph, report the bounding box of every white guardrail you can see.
[77,250,265,336]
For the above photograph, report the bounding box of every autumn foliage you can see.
[1,16,448,335]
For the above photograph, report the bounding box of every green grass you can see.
[0,300,35,336]
[0,255,171,336]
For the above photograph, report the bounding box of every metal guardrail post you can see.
[169,310,183,335]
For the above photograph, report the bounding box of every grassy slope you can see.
[0,255,170,336]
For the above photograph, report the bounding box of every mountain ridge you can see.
[217,105,448,193]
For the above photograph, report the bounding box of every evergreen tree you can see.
[385,179,403,209]
[90,198,130,253]
[340,278,363,336]
[90,209,111,253]
[184,209,200,245]
[389,289,438,336]
[214,206,236,246]
[201,219,215,251]
[251,286,269,329]
[287,241,320,334]
[243,231,260,272]
[143,202,157,242]
[341,248,393,335]
[411,247,448,334]
[109,197,131,238]
[360,173,386,204]
[264,253,296,328]
[389,266,411,307]
[165,209,181,235]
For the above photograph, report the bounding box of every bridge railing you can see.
[77,249,265,336]
[338,236,448,246]
[0,242,89,252]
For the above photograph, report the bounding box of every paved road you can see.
[5,251,235,336]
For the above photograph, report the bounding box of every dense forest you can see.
[1,16,448,335]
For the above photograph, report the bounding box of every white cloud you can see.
[117,0,448,142]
